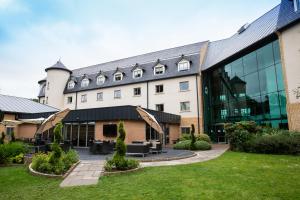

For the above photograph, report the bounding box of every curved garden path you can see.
[141,144,229,167]
[60,144,229,187]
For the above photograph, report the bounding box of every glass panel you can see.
[224,64,232,79]
[261,92,280,120]
[72,125,79,147]
[79,124,87,147]
[87,124,95,146]
[273,40,281,64]
[231,58,243,78]
[275,63,285,91]
[259,66,277,95]
[245,72,260,97]
[257,43,274,69]
[243,52,257,75]
[278,91,287,117]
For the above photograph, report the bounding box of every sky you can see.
[0,0,281,98]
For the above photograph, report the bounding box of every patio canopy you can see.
[36,108,70,134]
[0,119,23,127]
[136,106,163,134]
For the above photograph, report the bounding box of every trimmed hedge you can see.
[0,142,28,164]
[174,140,211,151]
[225,121,300,155]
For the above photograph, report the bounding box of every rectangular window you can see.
[133,87,141,96]
[114,90,121,99]
[155,104,164,112]
[103,124,117,137]
[180,101,190,112]
[179,81,189,91]
[114,74,122,81]
[257,43,274,69]
[67,96,72,104]
[154,66,165,75]
[181,127,190,134]
[97,92,103,101]
[155,84,164,93]
[81,94,87,103]
[178,61,190,71]
[294,0,300,11]
[133,69,142,78]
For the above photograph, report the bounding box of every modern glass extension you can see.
[203,40,287,142]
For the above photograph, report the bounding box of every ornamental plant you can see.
[0,132,5,144]
[53,122,63,144]
[190,124,196,150]
[112,121,127,166]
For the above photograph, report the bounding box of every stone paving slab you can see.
[60,160,105,187]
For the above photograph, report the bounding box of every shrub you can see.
[62,149,79,169]
[225,121,260,151]
[173,140,191,150]
[105,121,139,171]
[0,132,5,144]
[53,122,63,143]
[190,124,196,150]
[31,153,50,172]
[11,153,24,164]
[49,142,63,164]
[194,141,211,150]
[0,142,28,164]
[246,132,300,155]
[196,134,211,143]
[179,134,191,141]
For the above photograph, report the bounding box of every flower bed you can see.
[0,142,29,165]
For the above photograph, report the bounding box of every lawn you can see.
[0,152,299,200]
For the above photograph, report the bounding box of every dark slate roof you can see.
[0,94,59,114]
[45,60,72,73]
[277,0,300,30]
[202,0,300,70]
[61,105,181,124]
[64,42,206,93]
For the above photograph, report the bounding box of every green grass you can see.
[0,152,299,200]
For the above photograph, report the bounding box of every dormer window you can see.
[68,80,75,89]
[81,78,89,87]
[114,72,123,81]
[178,60,190,71]
[154,64,165,75]
[97,75,106,85]
[133,69,143,79]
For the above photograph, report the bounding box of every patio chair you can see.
[150,142,162,154]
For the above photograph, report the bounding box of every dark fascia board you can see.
[37,95,45,98]
[38,79,46,84]
[61,105,181,124]
[202,34,278,72]
[64,73,198,94]
[277,17,300,32]
[45,67,72,73]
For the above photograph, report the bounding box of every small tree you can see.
[0,132,5,144]
[112,122,127,167]
[10,131,15,142]
[190,124,196,150]
[53,122,63,144]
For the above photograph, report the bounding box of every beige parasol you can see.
[36,108,70,134]
[0,119,23,127]
[136,106,163,134]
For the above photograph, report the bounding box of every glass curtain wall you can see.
[63,123,95,147]
[203,40,287,141]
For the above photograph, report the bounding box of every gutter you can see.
[195,74,201,133]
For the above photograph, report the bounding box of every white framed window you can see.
[97,92,103,101]
[133,69,143,79]
[155,84,164,93]
[178,60,190,71]
[114,90,121,99]
[133,87,141,96]
[179,81,189,91]
[81,94,87,103]
[154,65,165,75]
[81,78,89,87]
[155,104,164,112]
[180,101,190,112]
[114,72,123,81]
[97,75,106,85]
[68,80,75,89]
[67,96,72,104]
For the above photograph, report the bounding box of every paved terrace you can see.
[60,144,229,187]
